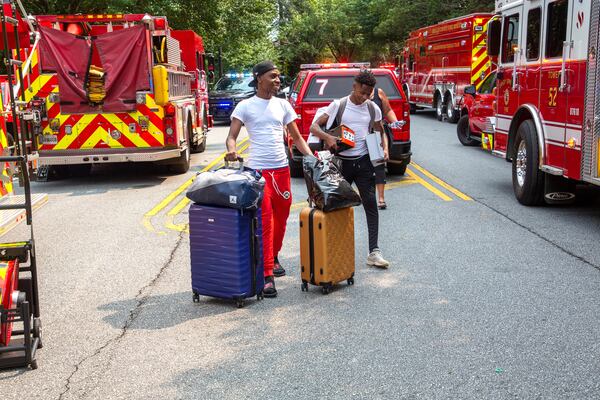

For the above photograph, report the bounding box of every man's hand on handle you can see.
[225,151,239,162]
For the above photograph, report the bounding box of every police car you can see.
[208,73,255,122]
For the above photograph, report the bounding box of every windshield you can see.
[215,76,254,91]
[478,72,497,94]
[304,74,402,101]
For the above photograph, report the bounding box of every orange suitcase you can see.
[299,207,355,294]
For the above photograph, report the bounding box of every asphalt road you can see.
[2,113,600,399]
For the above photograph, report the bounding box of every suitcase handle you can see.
[224,156,244,171]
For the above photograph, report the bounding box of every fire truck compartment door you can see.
[95,25,150,112]
[39,26,91,114]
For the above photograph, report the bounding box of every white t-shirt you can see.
[231,96,297,170]
[307,106,333,144]
[323,97,382,157]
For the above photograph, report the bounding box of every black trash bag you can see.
[186,159,265,210]
[303,154,361,212]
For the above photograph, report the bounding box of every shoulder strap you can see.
[334,96,348,127]
[366,99,375,132]
[372,87,383,110]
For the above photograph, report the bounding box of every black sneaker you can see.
[273,256,286,277]
[263,276,278,298]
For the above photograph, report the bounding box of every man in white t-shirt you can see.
[309,70,390,268]
[226,61,312,298]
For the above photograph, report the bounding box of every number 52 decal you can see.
[315,79,329,96]
[548,87,558,107]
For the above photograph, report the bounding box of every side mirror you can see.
[464,85,477,96]
[487,18,501,57]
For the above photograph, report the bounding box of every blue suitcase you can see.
[189,204,264,307]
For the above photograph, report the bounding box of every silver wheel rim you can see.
[437,99,442,116]
[447,105,453,119]
[516,140,527,187]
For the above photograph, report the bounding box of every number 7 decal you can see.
[316,79,329,95]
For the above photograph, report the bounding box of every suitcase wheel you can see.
[192,293,200,303]
[236,299,245,308]
[347,278,354,286]
[257,291,264,300]
[321,286,331,295]
[301,282,308,292]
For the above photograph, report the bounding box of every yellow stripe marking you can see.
[410,162,473,201]
[406,167,452,201]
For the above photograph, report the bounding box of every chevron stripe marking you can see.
[138,104,163,131]
[114,112,163,147]
[103,114,151,148]
[61,114,99,150]
[472,57,490,78]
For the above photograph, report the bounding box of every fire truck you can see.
[400,13,496,123]
[486,0,598,205]
[10,13,211,178]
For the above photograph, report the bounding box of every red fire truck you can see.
[486,0,598,205]
[400,13,496,122]
[10,14,211,178]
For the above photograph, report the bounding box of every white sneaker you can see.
[366,249,390,268]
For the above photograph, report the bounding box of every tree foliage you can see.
[24,0,495,73]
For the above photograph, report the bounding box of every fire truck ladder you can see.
[0,0,42,370]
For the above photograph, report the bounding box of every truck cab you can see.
[456,71,497,148]
[287,63,411,177]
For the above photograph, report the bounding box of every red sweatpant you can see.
[260,167,292,277]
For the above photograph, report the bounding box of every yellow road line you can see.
[406,167,452,201]
[146,137,249,218]
[165,214,189,233]
[288,178,415,212]
[410,162,473,201]
[385,177,417,190]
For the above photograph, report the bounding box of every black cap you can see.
[250,60,278,87]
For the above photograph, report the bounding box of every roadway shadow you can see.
[98,291,262,331]
[27,162,169,196]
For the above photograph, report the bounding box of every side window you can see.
[292,74,305,94]
[419,46,426,56]
[545,0,569,58]
[478,73,497,94]
[501,13,520,63]
[409,54,415,71]
[526,8,541,61]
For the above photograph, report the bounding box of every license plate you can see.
[42,135,58,145]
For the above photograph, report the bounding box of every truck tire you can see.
[170,123,191,174]
[287,146,303,178]
[512,120,545,206]
[387,158,409,176]
[456,115,478,146]
[435,96,444,121]
[192,112,207,153]
[445,97,459,123]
